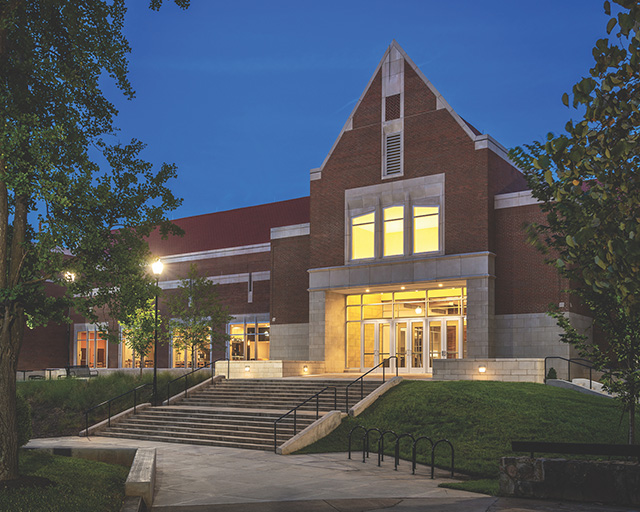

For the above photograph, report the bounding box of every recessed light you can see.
[401,286,405,290]
[438,283,443,287]
[365,289,370,293]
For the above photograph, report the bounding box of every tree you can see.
[510,0,640,444]
[168,264,231,370]
[121,298,164,375]
[0,0,188,481]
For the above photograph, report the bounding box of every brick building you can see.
[18,42,590,380]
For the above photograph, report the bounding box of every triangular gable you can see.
[312,40,514,179]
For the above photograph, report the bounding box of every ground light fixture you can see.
[152,259,163,406]
[303,365,308,373]
[478,366,487,374]
[245,365,250,372]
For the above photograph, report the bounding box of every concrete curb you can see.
[163,374,224,405]
[277,410,346,455]
[125,447,156,508]
[349,376,403,417]
[546,379,613,399]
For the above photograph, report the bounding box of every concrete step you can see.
[97,431,274,450]
[97,377,384,450]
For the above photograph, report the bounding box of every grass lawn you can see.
[18,370,213,437]
[297,380,640,495]
[0,451,128,512]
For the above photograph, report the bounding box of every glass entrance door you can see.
[362,322,390,371]
[395,321,425,372]
[428,318,461,370]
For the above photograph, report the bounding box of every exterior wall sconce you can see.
[303,365,308,373]
[478,366,487,373]
[245,365,250,372]
[415,306,423,315]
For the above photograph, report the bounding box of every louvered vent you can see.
[385,94,401,121]
[385,133,402,175]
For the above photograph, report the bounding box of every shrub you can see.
[546,367,558,381]
[17,393,32,447]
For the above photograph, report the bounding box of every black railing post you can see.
[568,360,571,382]
[334,387,337,410]
[589,367,593,389]
[345,387,349,413]
[274,424,277,452]
[134,388,137,414]
[108,402,111,428]
[85,412,89,437]
[360,378,363,400]
[294,409,297,435]
[383,363,385,383]
[316,394,319,419]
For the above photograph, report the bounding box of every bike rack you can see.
[348,425,455,479]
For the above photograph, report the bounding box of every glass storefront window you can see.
[121,342,155,368]
[228,321,270,361]
[76,329,108,368]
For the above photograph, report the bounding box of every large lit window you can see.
[413,206,439,253]
[351,212,375,260]
[383,206,404,257]
[76,329,107,368]
[229,322,270,360]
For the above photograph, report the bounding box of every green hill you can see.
[297,380,638,492]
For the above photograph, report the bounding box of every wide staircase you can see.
[96,378,382,450]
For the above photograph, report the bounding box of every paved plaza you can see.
[25,436,637,512]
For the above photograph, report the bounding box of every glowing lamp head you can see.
[303,365,309,373]
[64,271,76,282]
[152,260,164,276]
[244,365,250,372]
[414,306,423,315]
[478,366,487,374]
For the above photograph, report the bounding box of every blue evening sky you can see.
[108,0,609,219]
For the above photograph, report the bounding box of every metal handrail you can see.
[83,383,151,436]
[544,356,597,389]
[165,357,229,404]
[273,386,337,452]
[345,356,398,413]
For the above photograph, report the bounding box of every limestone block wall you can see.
[214,360,325,379]
[433,358,544,383]
[269,323,310,360]
[494,312,592,380]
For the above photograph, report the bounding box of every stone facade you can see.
[500,456,640,506]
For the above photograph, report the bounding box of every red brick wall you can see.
[494,204,566,315]
[271,235,310,324]
[487,152,529,254]
[310,59,494,269]
[159,252,270,283]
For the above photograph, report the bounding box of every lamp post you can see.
[151,259,164,406]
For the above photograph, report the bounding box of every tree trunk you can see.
[630,399,635,445]
[0,307,24,481]
[140,355,144,377]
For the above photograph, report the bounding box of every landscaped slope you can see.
[297,380,640,479]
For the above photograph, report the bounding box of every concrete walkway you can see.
[25,437,636,512]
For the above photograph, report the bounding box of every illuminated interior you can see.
[171,333,212,369]
[76,330,107,368]
[351,212,375,260]
[229,322,270,360]
[121,342,155,368]
[413,206,439,253]
[345,287,466,371]
[383,206,404,256]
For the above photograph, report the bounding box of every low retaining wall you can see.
[500,456,640,506]
[215,360,325,379]
[433,358,544,383]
